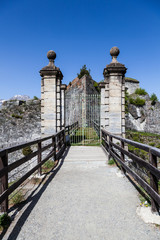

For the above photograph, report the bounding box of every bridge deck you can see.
[4,146,160,240]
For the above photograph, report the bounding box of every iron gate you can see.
[65,93,100,145]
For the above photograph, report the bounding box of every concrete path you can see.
[4,146,160,240]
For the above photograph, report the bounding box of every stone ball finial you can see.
[110,47,120,63]
[110,47,120,57]
[47,50,56,61]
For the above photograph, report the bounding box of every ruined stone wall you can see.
[126,97,160,134]
[0,99,41,148]
[0,99,41,181]
[65,75,99,126]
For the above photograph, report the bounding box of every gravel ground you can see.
[3,146,160,240]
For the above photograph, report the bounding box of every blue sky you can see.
[0,0,160,99]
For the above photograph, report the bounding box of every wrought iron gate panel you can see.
[65,93,100,145]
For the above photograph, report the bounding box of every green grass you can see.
[70,127,100,146]
[9,190,24,206]
[108,158,115,165]
[42,160,55,173]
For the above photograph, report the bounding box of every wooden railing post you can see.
[109,136,112,160]
[149,150,159,213]
[38,142,42,175]
[53,136,56,161]
[121,141,126,174]
[0,151,8,212]
[63,129,66,147]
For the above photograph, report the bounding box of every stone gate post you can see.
[40,50,63,136]
[100,47,127,137]
[60,84,67,128]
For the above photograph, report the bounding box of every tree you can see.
[150,93,158,105]
[77,65,91,79]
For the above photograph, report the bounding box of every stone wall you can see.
[125,77,139,94]
[65,75,100,126]
[0,99,41,148]
[0,99,41,181]
[126,97,160,134]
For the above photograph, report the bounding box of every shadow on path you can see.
[2,146,70,240]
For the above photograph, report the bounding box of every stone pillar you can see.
[40,50,63,136]
[100,47,127,137]
[60,84,67,128]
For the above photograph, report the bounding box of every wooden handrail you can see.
[101,128,160,213]
[0,129,66,213]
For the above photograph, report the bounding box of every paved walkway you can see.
[4,146,160,240]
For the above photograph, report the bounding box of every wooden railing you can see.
[101,128,160,213]
[65,121,79,136]
[92,120,100,138]
[0,129,66,213]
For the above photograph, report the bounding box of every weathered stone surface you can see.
[65,75,100,126]
[126,100,160,134]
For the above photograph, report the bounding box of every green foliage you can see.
[42,160,55,173]
[93,81,100,93]
[77,65,91,79]
[156,144,160,149]
[129,97,145,106]
[108,158,115,165]
[150,93,158,105]
[22,146,33,156]
[0,213,11,229]
[33,96,39,100]
[149,142,155,146]
[10,190,24,205]
[11,114,23,119]
[135,88,147,95]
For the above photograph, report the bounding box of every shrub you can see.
[108,158,115,165]
[11,114,23,119]
[135,88,147,95]
[0,213,11,229]
[129,97,145,106]
[93,81,100,93]
[149,142,155,146]
[150,93,158,105]
[22,146,33,156]
[33,96,39,100]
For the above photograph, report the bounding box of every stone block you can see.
[122,85,125,91]
[122,98,125,104]
[122,91,125,97]
[101,96,105,105]
[109,105,121,113]
[122,112,125,118]
[105,118,109,125]
[101,118,105,127]
[109,89,121,97]
[57,119,61,126]
[43,77,56,85]
[104,90,109,97]
[122,105,125,112]
[43,127,56,135]
[41,113,56,120]
[122,118,125,125]
[104,97,109,104]
[43,92,56,99]
[43,85,56,92]
[57,106,61,112]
